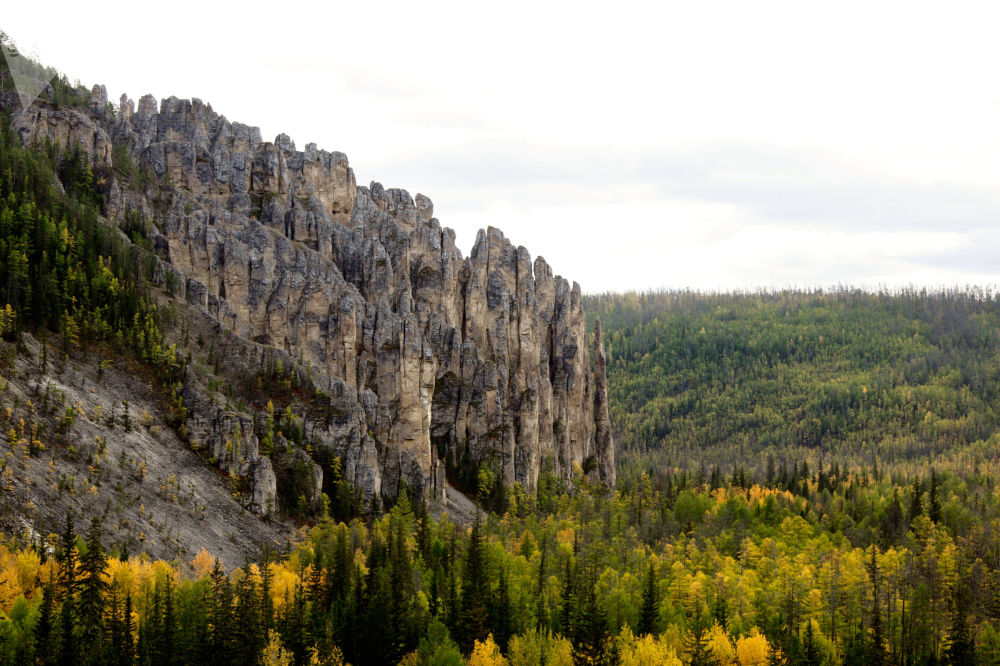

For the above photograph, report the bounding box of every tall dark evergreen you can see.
[945,577,974,666]
[638,560,659,636]
[280,584,309,666]
[460,514,489,652]
[492,566,513,652]
[35,582,55,666]
[929,469,942,524]
[683,617,710,666]
[56,514,79,666]
[867,546,885,666]
[558,558,575,637]
[572,575,609,666]
[234,563,263,665]
[908,478,924,527]
[208,559,234,665]
[260,548,275,636]
[122,593,135,666]
[78,517,109,664]
[802,621,821,666]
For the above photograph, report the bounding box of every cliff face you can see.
[9,84,614,507]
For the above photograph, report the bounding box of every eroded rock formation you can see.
[8,85,615,509]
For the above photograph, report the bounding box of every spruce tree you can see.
[929,469,942,524]
[57,514,79,666]
[460,514,489,651]
[122,593,135,666]
[260,548,275,636]
[946,580,974,665]
[234,563,263,665]
[78,517,109,664]
[209,559,234,663]
[572,576,609,666]
[160,576,176,666]
[908,478,924,527]
[492,566,513,651]
[802,621,821,666]
[559,558,575,636]
[35,582,55,666]
[867,545,886,665]
[638,560,659,636]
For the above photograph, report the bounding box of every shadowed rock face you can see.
[11,86,614,506]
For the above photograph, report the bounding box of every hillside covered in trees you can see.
[585,289,1000,489]
[5,34,1000,666]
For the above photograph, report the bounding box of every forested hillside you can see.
[586,289,1000,487]
[5,36,1000,666]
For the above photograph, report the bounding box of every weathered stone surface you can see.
[593,318,616,486]
[6,88,615,507]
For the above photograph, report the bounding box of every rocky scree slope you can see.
[6,83,615,514]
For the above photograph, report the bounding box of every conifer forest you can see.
[3,38,1000,666]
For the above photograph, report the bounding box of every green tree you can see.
[56,514,79,666]
[637,560,659,636]
[461,515,489,651]
[78,517,109,664]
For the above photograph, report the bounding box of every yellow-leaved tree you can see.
[735,628,771,666]
[507,629,573,666]
[261,629,293,666]
[705,623,736,666]
[191,548,215,578]
[616,626,682,666]
[468,634,508,666]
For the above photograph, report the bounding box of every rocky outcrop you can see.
[592,319,616,486]
[5,86,615,509]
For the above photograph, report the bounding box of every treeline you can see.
[584,289,1000,483]
[3,466,999,665]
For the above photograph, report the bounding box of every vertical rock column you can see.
[593,318,615,485]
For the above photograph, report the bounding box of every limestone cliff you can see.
[7,84,615,509]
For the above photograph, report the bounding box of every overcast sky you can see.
[5,1,1000,293]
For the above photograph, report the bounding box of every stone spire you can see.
[593,317,615,485]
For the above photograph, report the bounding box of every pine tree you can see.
[209,559,234,664]
[122,593,135,666]
[57,514,79,666]
[280,584,309,666]
[867,545,885,665]
[141,576,176,666]
[842,625,869,666]
[460,514,489,651]
[260,549,275,636]
[234,563,263,665]
[929,469,942,524]
[445,533,459,636]
[908,478,924,527]
[683,618,710,666]
[881,488,903,545]
[638,560,659,636]
[802,621,821,666]
[35,582,55,666]
[388,517,412,656]
[535,534,549,630]
[559,558,575,637]
[492,566,513,651]
[946,578,974,665]
[78,517,109,664]
[572,576,609,666]
[108,591,124,666]
[146,580,163,665]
